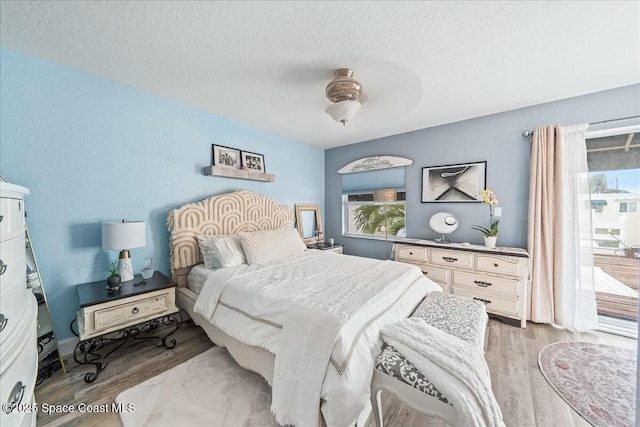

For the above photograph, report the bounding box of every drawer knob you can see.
[0,314,7,332]
[7,381,26,407]
[423,271,428,275]
[442,256,458,262]
[409,252,413,255]
[494,263,499,267]
[132,307,139,315]
[0,215,3,222]
[473,280,493,287]
[0,260,6,276]
[473,297,491,305]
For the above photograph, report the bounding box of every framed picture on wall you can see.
[421,161,486,202]
[212,144,241,169]
[241,151,266,173]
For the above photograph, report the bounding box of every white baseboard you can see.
[58,336,79,357]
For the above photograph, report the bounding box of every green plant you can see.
[471,220,500,237]
[472,189,500,237]
[108,260,119,277]
[354,204,405,236]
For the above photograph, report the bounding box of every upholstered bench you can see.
[371,291,489,427]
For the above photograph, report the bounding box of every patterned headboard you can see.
[167,190,295,286]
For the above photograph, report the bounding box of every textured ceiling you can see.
[1,1,638,148]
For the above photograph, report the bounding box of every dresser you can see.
[0,182,38,426]
[394,239,530,328]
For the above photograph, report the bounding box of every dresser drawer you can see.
[396,246,428,262]
[0,198,25,237]
[476,255,522,276]
[0,297,37,427]
[430,249,473,269]
[419,265,450,284]
[450,286,519,317]
[0,235,26,287]
[452,271,519,297]
[80,288,177,340]
[0,276,30,342]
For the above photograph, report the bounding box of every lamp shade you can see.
[373,189,397,203]
[325,100,361,125]
[102,221,146,250]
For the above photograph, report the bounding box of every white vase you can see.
[484,236,497,249]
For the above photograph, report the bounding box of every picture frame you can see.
[212,144,241,169]
[241,150,266,173]
[421,161,486,202]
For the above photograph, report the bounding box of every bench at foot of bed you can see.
[371,291,489,427]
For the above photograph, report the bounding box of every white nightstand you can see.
[73,272,181,382]
[307,242,344,254]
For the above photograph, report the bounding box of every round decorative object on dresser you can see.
[1,182,38,427]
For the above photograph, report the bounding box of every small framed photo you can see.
[421,161,486,202]
[212,144,241,169]
[241,151,265,173]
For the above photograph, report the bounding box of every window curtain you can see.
[527,124,598,331]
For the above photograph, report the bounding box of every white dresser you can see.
[394,239,530,328]
[1,182,38,427]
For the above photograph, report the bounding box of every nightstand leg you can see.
[73,311,184,383]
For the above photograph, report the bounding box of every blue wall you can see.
[0,48,325,340]
[325,84,640,259]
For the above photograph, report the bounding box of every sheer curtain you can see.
[527,124,598,331]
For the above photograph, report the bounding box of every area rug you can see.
[116,346,279,427]
[538,341,637,427]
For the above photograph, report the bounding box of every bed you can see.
[167,190,440,426]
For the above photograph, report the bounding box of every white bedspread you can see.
[193,251,440,426]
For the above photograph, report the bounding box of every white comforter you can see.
[193,250,440,426]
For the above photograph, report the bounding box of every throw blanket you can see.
[381,318,505,427]
[271,260,422,426]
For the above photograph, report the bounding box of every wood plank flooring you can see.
[35,318,637,427]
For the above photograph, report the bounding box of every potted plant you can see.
[107,260,121,289]
[471,189,500,248]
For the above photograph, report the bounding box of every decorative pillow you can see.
[196,234,247,269]
[239,227,307,265]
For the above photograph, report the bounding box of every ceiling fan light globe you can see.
[326,100,361,125]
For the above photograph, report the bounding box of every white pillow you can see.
[239,227,307,265]
[196,234,246,269]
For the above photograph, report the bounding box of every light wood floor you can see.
[35,318,637,427]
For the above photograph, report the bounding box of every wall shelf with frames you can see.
[203,165,275,182]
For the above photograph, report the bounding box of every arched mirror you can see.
[295,203,323,246]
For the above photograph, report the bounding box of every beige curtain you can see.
[528,125,560,324]
[527,124,598,330]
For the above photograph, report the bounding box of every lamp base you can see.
[117,251,134,281]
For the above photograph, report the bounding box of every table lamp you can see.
[102,220,146,281]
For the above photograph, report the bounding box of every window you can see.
[344,192,406,238]
[619,201,637,213]
[342,167,407,238]
[594,228,620,235]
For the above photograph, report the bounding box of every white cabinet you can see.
[395,240,530,328]
[0,182,38,426]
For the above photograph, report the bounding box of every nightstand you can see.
[307,242,344,254]
[72,271,182,383]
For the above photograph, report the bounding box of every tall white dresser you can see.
[1,182,38,427]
